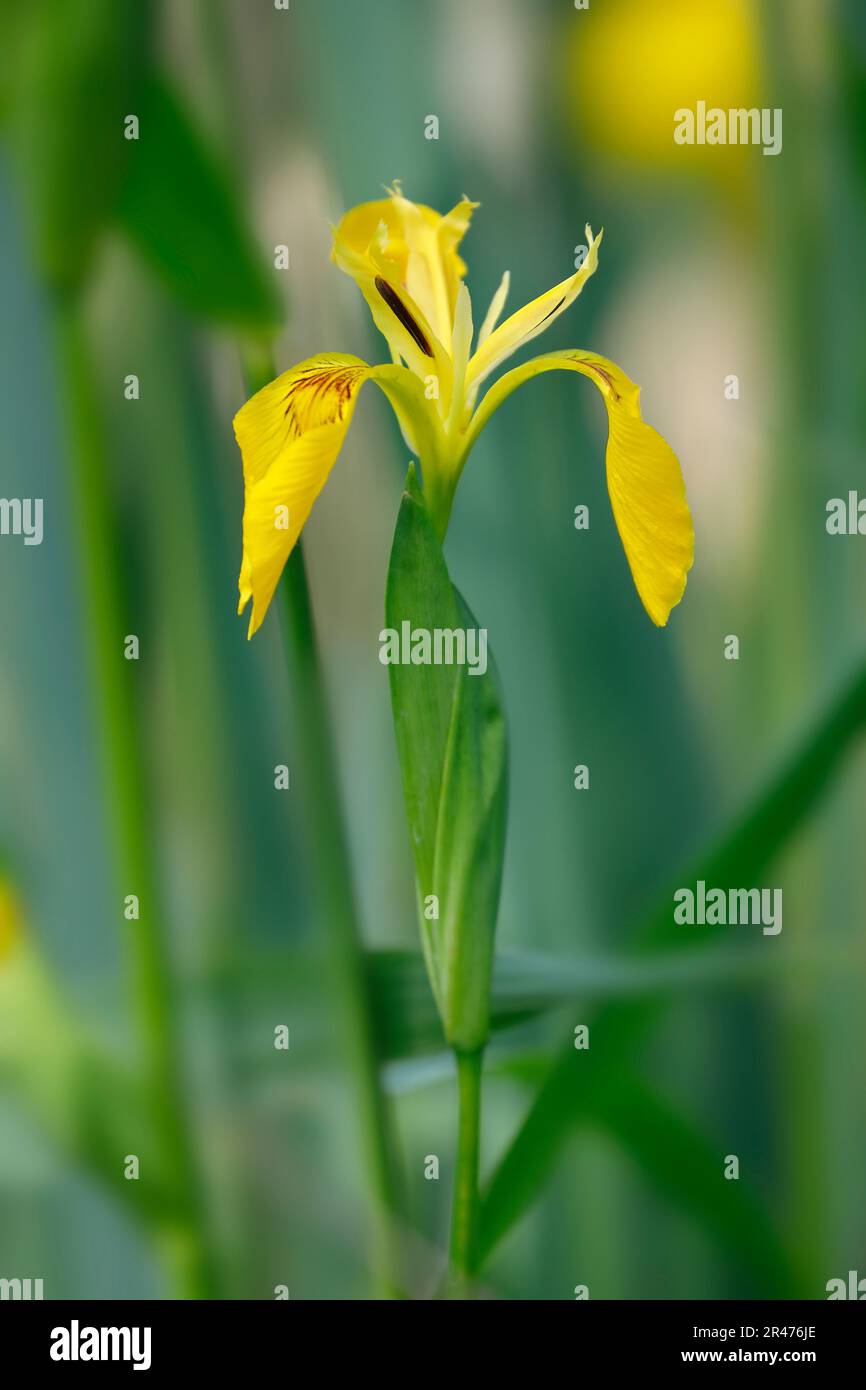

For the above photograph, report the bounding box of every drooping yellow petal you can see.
[466,227,603,393]
[462,349,694,626]
[235,354,368,637]
[234,353,444,637]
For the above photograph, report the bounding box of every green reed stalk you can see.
[242,348,403,1299]
[449,1047,484,1296]
[56,301,218,1299]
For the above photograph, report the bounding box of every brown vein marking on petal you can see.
[374,276,434,357]
[282,363,366,440]
[537,296,566,327]
[578,358,621,402]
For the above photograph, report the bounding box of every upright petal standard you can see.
[234,187,694,635]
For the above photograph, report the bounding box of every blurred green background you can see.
[1,0,865,1299]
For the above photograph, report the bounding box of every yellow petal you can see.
[466,226,603,393]
[446,282,474,435]
[332,187,476,346]
[463,349,694,626]
[477,270,510,348]
[234,353,444,637]
[333,239,453,404]
[331,189,475,417]
[234,354,370,637]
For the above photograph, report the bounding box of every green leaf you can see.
[385,467,508,1048]
[479,658,866,1265]
[367,944,792,1063]
[385,469,458,902]
[370,949,550,1063]
[116,74,282,331]
[4,0,150,293]
[591,1075,802,1295]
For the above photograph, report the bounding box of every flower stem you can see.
[243,346,403,1297]
[56,300,218,1299]
[449,1046,484,1297]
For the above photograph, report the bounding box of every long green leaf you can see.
[591,1075,802,1295]
[366,943,797,1063]
[385,468,507,1049]
[4,0,150,292]
[117,74,282,331]
[479,658,866,1265]
[433,588,507,1048]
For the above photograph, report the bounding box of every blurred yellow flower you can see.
[563,0,760,173]
[234,186,694,635]
[0,877,22,961]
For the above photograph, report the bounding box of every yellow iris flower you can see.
[234,186,694,636]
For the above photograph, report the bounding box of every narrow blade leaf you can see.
[117,75,282,331]
[479,659,866,1263]
[385,468,508,1047]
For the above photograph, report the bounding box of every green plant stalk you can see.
[242,349,403,1298]
[56,300,218,1299]
[449,1047,484,1296]
[760,0,833,1282]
